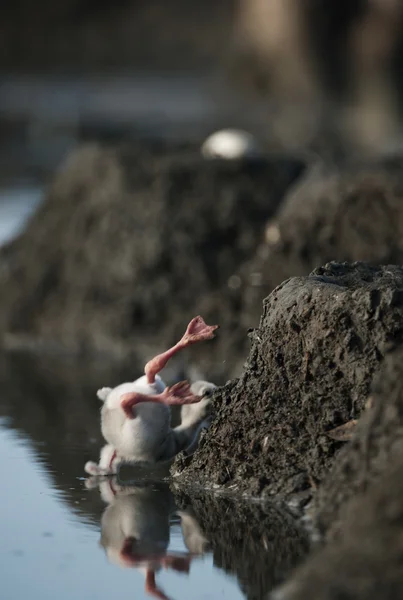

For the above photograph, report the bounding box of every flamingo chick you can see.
[85,316,218,475]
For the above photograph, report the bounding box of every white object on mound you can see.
[201,129,261,160]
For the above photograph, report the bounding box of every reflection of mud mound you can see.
[0,143,304,382]
[173,262,403,500]
[173,487,309,600]
[273,457,403,600]
[242,159,403,324]
[315,346,403,540]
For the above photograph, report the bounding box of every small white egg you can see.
[201,129,261,160]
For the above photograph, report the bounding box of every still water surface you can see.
[0,185,43,246]
[0,349,309,600]
[0,402,244,600]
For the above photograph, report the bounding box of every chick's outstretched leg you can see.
[144,316,218,384]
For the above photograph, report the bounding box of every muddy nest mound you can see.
[0,143,304,382]
[273,346,403,599]
[172,262,403,500]
[314,344,403,540]
[272,455,403,600]
[173,488,309,599]
[242,158,403,323]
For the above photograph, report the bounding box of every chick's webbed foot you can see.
[145,316,218,384]
[120,381,201,418]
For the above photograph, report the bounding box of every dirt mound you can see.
[242,158,403,324]
[172,262,403,500]
[0,143,304,382]
[314,345,403,539]
[172,487,309,599]
[272,456,403,600]
[271,346,403,599]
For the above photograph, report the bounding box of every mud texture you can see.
[314,345,403,540]
[173,487,309,600]
[172,262,403,500]
[272,456,403,600]
[242,158,403,324]
[0,143,304,383]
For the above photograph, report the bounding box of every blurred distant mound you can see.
[241,156,403,324]
[0,143,304,382]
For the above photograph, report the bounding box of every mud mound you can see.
[172,262,403,499]
[314,345,403,539]
[242,158,403,324]
[173,488,309,599]
[272,456,403,600]
[0,143,304,382]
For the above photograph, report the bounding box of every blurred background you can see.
[3,0,403,370]
[2,0,403,183]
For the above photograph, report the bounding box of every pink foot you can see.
[145,570,169,600]
[183,316,219,344]
[145,316,219,383]
[161,381,201,406]
[120,381,201,417]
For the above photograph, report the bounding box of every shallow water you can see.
[0,358,242,600]
[0,353,308,600]
[0,185,43,246]
[0,426,244,600]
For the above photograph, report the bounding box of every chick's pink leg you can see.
[145,570,169,600]
[144,316,218,384]
[120,381,202,418]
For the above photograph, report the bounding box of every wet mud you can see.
[315,345,403,539]
[272,456,403,600]
[172,262,403,501]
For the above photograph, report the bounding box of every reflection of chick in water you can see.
[87,477,209,600]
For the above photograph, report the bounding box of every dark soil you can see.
[314,345,403,539]
[0,143,304,383]
[172,487,310,600]
[172,262,403,500]
[272,456,403,600]
[272,346,403,599]
[241,158,403,325]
